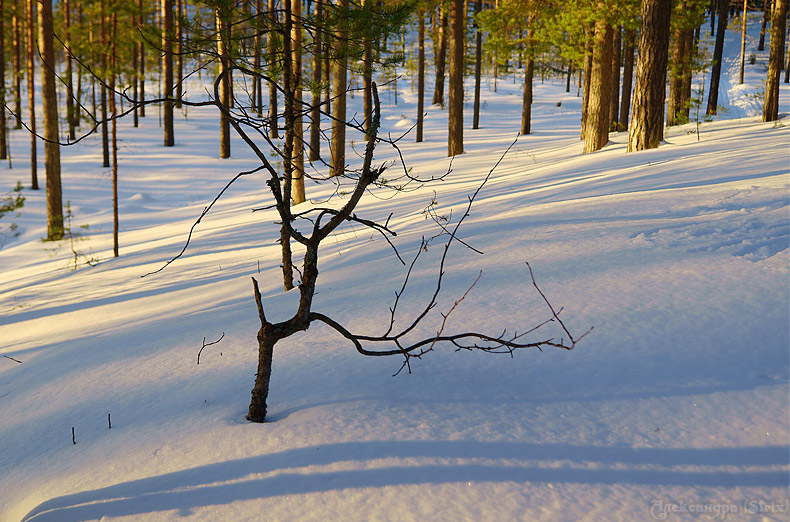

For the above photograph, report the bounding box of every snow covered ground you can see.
[1,18,788,522]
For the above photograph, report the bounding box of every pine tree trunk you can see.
[785,22,790,83]
[629,0,672,151]
[362,0,373,140]
[39,0,62,238]
[0,0,7,160]
[667,25,687,126]
[433,6,448,107]
[162,0,175,146]
[580,26,593,140]
[100,1,110,168]
[268,0,279,138]
[217,7,231,158]
[138,0,146,118]
[290,0,305,204]
[759,0,770,50]
[12,2,22,130]
[253,0,263,114]
[472,0,482,130]
[329,0,349,177]
[764,0,788,121]
[175,0,183,108]
[680,29,697,121]
[110,12,119,257]
[309,0,322,160]
[583,18,613,153]
[27,0,38,190]
[417,9,425,141]
[610,26,621,130]
[447,0,464,157]
[707,0,730,115]
[738,0,747,84]
[63,0,75,141]
[521,57,534,135]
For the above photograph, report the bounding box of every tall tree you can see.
[162,0,175,146]
[447,0,464,156]
[628,0,672,151]
[12,0,23,130]
[706,0,729,115]
[329,0,349,177]
[290,0,305,203]
[472,0,483,130]
[309,0,323,160]
[100,0,110,168]
[39,0,63,239]
[609,26,621,130]
[618,27,635,131]
[110,9,119,257]
[216,3,231,158]
[26,0,38,190]
[764,0,788,120]
[432,4,448,107]
[583,15,613,153]
[138,0,146,119]
[0,0,7,161]
[64,0,76,141]
[417,7,426,141]
[738,0,747,84]
[268,0,279,139]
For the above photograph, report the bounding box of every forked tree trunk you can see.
[447,0,464,157]
[583,17,613,153]
[39,0,62,239]
[629,0,672,151]
[764,0,788,121]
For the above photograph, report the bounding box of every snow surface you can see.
[1,18,788,522]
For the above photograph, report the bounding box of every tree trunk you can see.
[521,57,534,135]
[738,0,747,84]
[362,0,373,140]
[100,1,110,168]
[764,0,788,121]
[785,22,790,83]
[580,25,593,140]
[667,25,688,126]
[329,0,349,177]
[110,11,119,257]
[680,29,697,121]
[248,317,277,423]
[629,0,672,151]
[39,0,62,239]
[417,9,425,141]
[610,26,621,130]
[217,7,231,158]
[433,6,448,107]
[706,0,730,115]
[175,0,183,108]
[0,0,6,160]
[472,0,482,130]
[63,0,76,141]
[27,0,38,190]
[290,0,306,204]
[12,2,22,130]
[619,28,636,131]
[447,0,464,157]
[268,0,279,138]
[759,0,770,50]
[138,0,146,118]
[583,18,613,153]
[253,0,263,114]
[162,0,175,146]
[309,0,322,160]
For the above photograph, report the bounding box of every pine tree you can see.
[447,0,464,156]
[39,0,63,239]
[764,0,788,121]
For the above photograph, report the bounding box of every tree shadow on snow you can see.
[21,441,790,521]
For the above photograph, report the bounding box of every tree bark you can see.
[309,0,322,160]
[521,57,534,135]
[0,0,6,160]
[217,6,231,158]
[27,0,38,189]
[417,9,425,141]
[706,0,730,115]
[39,0,63,239]
[667,25,688,126]
[362,0,373,140]
[759,0,770,50]
[447,0,464,156]
[610,26,621,130]
[110,11,119,257]
[12,2,22,130]
[619,28,636,131]
[175,0,183,108]
[162,0,175,146]
[764,0,788,121]
[680,29,697,121]
[580,25,593,140]
[290,0,306,204]
[629,0,672,151]
[268,0,279,138]
[472,0,483,130]
[432,6,448,107]
[738,0,747,84]
[329,0,349,177]
[583,18,613,153]
[138,0,146,118]
[100,0,110,168]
